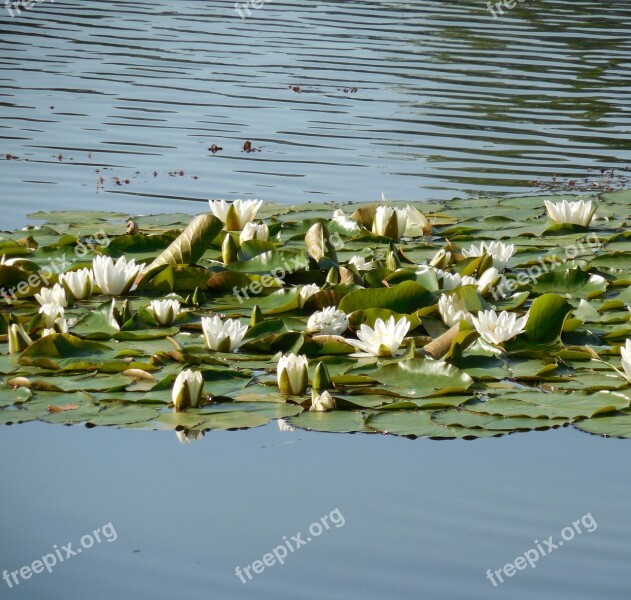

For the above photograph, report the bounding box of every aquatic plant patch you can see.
[2,191,631,440]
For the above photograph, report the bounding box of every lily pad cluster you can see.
[2,190,631,440]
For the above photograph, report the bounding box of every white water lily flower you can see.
[372,205,407,239]
[209,199,263,231]
[149,299,181,326]
[332,208,360,232]
[588,274,607,286]
[620,339,631,383]
[307,306,349,335]
[175,429,205,444]
[35,284,67,308]
[41,317,68,337]
[429,249,452,269]
[59,268,93,301]
[39,303,64,328]
[405,204,431,235]
[172,369,204,411]
[277,353,309,395]
[462,241,515,272]
[310,390,336,412]
[351,316,410,357]
[92,255,143,296]
[544,199,596,227]
[438,294,473,327]
[471,310,527,346]
[299,284,321,305]
[435,270,463,291]
[201,315,248,352]
[348,255,374,271]
[240,221,269,243]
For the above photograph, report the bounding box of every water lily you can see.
[462,241,515,271]
[34,284,67,308]
[8,323,32,354]
[149,299,181,326]
[438,294,473,327]
[620,339,631,383]
[471,309,527,346]
[209,199,263,231]
[172,369,204,411]
[429,249,452,269]
[39,303,64,328]
[201,315,248,352]
[92,255,143,296]
[372,205,407,239]
[476,267,501,295]
[59,268,93,301]
[299,284,320,306]
[544,199,596,227]
[435,270,464,291]
[277,353,308,395]
[307,307,349,335]
[310,390,336,412]
[350,316,410,357]
[348,255,374,271]
[41,317,68,337]
[240,221,269,243]
[405,204,431,235]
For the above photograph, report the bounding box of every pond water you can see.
[2,0,631,229]
[1,423,630,599]
[1,1,631,598]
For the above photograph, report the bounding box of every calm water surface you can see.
[1,1,630,598]
[1,0,631,227]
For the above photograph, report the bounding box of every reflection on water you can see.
[1,0,631,228]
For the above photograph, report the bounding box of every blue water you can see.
[0,423,629,599]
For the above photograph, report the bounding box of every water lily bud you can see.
[326,267,340,285]
[313,361,333,392]
[172,369,204,412]
[277,353,308,395]
[386,249,401,271]
[8,323,32,354]
[429,249,452,270]
[120,299,133,324]
[250,305,264,327]
[372,205,407,239]
[192,286,203,307]
[222,233,238,264]
[59,268,93,301]
[8,376,31,388]
[149,299,181,326]
[310,390,336,412]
